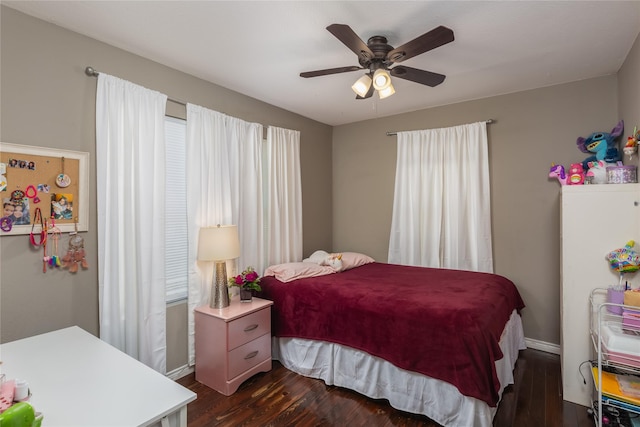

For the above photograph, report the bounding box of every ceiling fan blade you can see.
[326,24,374,62]
[356,83,375,100]
[390,66,446,87]
[386,26,454,63]
[300,66,363,78]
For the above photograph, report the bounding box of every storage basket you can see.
[606,164,637,184]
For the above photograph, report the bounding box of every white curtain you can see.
[185,104,263,365]
[96,73,168,373]
[228,116,265,273]
[265,126,303,266]
[388,121,493,273]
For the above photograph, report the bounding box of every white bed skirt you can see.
[272,310,525,427]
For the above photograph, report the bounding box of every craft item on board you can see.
[55,157,71,188]
[0,162,6,192]
[10,189,25,205]
[41,218,48,273]
[23,184,40,204]
[46,218,62,270]
[0,216,12,232]
[62,219,88,273]
[29,208,46,248]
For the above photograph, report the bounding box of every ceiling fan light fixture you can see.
[372,69,391,90]
[378,83,396,99]
[351,74,372,97]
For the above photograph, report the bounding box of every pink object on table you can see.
[0,380,15,412]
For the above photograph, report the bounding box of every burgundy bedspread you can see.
[258,262,525,406]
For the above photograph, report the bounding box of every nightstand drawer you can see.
[228,307,271,350]
[227,333,270,379]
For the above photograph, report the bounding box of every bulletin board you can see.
[0,142,89,235]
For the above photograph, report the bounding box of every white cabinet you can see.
[560,184,640,406]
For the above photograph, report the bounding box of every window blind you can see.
[165,117,188,303]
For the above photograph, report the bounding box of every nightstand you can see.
[194,296,273,396]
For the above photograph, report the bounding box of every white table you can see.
[0,326,196,427]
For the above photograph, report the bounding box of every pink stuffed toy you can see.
[549,163,568,185]
[568,163,585,185]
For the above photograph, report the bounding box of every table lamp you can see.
[197,225,240,309]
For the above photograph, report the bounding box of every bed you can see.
[258,254,526,427]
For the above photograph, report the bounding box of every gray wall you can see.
[619,32,640,159]
[0,7,333,371]
[333,73,634,346]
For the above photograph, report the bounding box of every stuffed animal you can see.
[577,120,624,170]
[304,250,344,271]
[548,163,568,185]
[624,125,638,158]
[586,160,614,184]
[567,163,585,185]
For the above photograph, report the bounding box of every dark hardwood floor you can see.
[177,348,595,426]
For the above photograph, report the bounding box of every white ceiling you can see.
[4,1,640,126]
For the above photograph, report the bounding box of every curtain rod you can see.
[386,119,494,136]
[85,66,188,106]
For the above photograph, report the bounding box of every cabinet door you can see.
[561,184,640,406]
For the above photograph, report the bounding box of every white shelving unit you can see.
[561,184,640,407]
[589,288,640,427]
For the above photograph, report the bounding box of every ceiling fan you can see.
[300,24,454,99]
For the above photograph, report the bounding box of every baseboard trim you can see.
[525,337,560,355]
[167,364,194,380]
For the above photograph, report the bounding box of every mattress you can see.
[273,309,526,427]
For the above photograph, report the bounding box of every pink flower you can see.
[227,266,262,292]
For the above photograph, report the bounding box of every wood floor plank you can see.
[545,350,564,427]
[513,350,536,426]
[177,348,596,427]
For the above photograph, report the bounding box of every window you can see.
[165,116,188,303]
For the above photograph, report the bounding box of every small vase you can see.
[240,288,253,303]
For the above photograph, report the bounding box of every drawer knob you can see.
[244,324,259,332]
[244,350,259,360]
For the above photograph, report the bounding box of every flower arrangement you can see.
[228,266,261,292]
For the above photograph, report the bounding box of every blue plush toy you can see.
[577,120,624,170]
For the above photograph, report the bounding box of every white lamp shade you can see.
[197,225,240,261]
[372,69,391,90]
[378,83,396,99]
[351,74,372,97]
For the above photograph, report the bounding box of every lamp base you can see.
[210,261,230,309]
